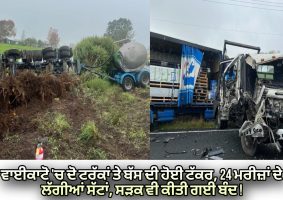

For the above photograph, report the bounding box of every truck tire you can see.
[25,50,43,62]
[217,110,228,129]
[278,140,283,149]
[59,46,72,59]
[4,49,22,59]
[241,135,257,157]
[139,71,150,87]
[122,76,135,92]
[42,47,56,60]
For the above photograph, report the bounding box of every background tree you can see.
[47,27,60,47]
[104,18,134,43]
[74,36,118,72]
[37,39,46,48]
[23,37,38,47]
[21,30,26,41]
[0,20,16,40]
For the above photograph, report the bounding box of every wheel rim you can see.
[142,74,149,85]
[125,78,133,90]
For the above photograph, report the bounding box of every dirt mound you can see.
[0,71,76,135]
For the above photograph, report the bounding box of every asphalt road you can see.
[150,129,283,160]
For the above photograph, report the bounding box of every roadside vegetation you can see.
[158,117,216,131]
[0,71,149,159]
[79,73,149,158]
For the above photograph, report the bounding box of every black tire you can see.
[139,71,150,87]
[59,46,72,59]
[42,47,56,60]
[4,49,22,59]
[122,76,135,92]
[25,50,43,62]
[241,135,258,157]
[217,110,228,129]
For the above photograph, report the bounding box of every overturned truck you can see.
[217,41,283,156]
[0,46,75,76]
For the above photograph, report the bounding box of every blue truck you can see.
[150,32,222,126]
[78,41,150,91]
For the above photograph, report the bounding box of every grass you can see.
[3,134,21,143]
[37,112,71,135]
[87,147,108,160]
[0,43,41,53]
[102,109,124,126]
[48,137,61,159]
[121,92,136,103]
[158,117,216,131]
[128,129,147,150]
[79,121,99,142]
[79,72,149,158]
[84,77,112,94]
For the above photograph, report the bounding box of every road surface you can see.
[150,129,283,160]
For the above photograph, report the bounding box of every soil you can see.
[0,71,149,159]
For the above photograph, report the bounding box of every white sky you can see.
[151,0,283,57]
[0,0,149,47]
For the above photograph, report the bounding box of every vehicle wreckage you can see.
[217,42,283,156]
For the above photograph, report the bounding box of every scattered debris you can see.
[207,156,223,160]
[165,150,187,155]
[163,137,175,143]
[208,148,225,157]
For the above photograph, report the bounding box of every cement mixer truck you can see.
[79,41,150,91]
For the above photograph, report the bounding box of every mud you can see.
[0,71,77,137]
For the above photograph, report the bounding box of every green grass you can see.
[84,78,112,93]
[48,137,61,159]
[79,121,99,142]
[79,72,149,158]
[87,147,108,160]
[37,112,71,135]
[158,118,216,131]
[0,43,41,53]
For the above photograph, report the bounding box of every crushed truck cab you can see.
[217,51,283,156]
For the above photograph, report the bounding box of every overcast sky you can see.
[0,0,149,47]
[151,0,283,57]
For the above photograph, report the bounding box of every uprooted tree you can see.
[0,19,16,40]
[47,27,60,48]
[74,36,118,72]
[104,18,134,43]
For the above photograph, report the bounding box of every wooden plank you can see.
[196,79,208,84]
[194,89,208,93]
[151,97,178,102]
[195,83,208,88]
[150,81,180,89]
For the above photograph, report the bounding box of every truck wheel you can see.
[122,76,135,92]
[59,46,72,59]
[241,135,257,157]
[42,47,56,60]
[139,71,150,87]
[217,111,228,129]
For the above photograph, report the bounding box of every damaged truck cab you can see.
[217,41,283,156]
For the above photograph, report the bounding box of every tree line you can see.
[0,19,60,48]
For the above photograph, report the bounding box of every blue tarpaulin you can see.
[178,45,203,106]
